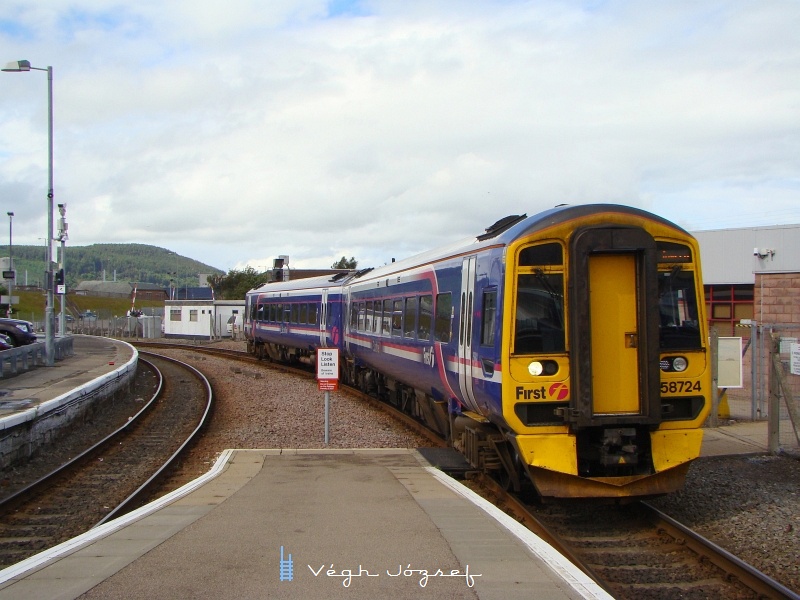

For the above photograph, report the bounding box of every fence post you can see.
[709,328,719,428]
[768,334,781,454]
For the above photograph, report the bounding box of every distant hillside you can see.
[0,243,223,289]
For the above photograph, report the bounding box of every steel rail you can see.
[641,501,800,600]
[0,357,163,510]
[95,351,214,526]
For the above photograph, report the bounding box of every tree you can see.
[207,267,268,299]
[331,256,358,269]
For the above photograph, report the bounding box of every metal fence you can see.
[717,323,800,455]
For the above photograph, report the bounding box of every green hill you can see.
[0,243,223,289]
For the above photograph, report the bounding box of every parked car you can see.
[0,333,13,351]
[0,318,38,346]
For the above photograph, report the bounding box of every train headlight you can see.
[528,360,559,376]
[672,356,688,372]
[660,356,688,372]
[528,361,544,376]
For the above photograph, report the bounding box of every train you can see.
[244,204,711,499]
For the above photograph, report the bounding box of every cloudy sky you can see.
[1,1,798,273]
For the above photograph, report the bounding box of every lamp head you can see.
[2,60,31,72]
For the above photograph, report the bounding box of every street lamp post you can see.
[6,212,12,318]
[3,60,55,365]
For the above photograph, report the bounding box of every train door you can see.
[457,256,480,412]
[569,227,661,427]
[320,288,328,346]
[589,254,639,414]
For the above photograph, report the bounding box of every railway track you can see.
[474,475,799,600]
[132,342,799,598]
[0,353,212,568]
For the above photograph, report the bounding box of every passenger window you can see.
[419,295,433,341]
[481,289,497,347]
[392,299,403,336]
[358,301,366,331]
[434,293,452,343]
[365,301,373,332]
[300,303,308,325]
[373,301,381,333]
[309,303,318,325]
[404,297,418,339]
[383,299,392,335]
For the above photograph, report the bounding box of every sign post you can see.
[317,348,339,445]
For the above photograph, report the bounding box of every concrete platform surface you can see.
[0,335,136,428]
[700,420,769,456]
[0,449,611,600]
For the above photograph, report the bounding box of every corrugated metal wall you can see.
[693,225,800,284]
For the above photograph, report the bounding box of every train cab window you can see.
[514,242,565,354]
[481,289,497,347]
[519,242,562,266]
[514,274,565,353]
[658,267,702,349]
[434,293,452,343]
[392,299,403,336]
[382,299,392,335]
[404,297,418,339]
[419,295,433,341]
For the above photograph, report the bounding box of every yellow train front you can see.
[498,205,711,498]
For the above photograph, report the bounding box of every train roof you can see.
[247,271,355,296]
[247,204,690,294]
[348,203,689,282]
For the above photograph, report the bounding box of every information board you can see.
[718,337,743,388]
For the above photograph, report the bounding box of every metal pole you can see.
[709,328,719,428]
[751,320,758,421]
[44,66,54,365]
[324,390,330,445]
[6,212,12,318]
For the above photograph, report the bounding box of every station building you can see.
[692,224,800,335]
[163,299,245,340]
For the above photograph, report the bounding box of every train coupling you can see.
[599,427,639,466]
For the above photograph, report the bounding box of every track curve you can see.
[0,353,212,568]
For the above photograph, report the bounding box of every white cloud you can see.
[1,1,798,273]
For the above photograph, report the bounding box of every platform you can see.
[0,449,611,600]
[0,335,136,428]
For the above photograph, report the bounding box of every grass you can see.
[4,288,164,323]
